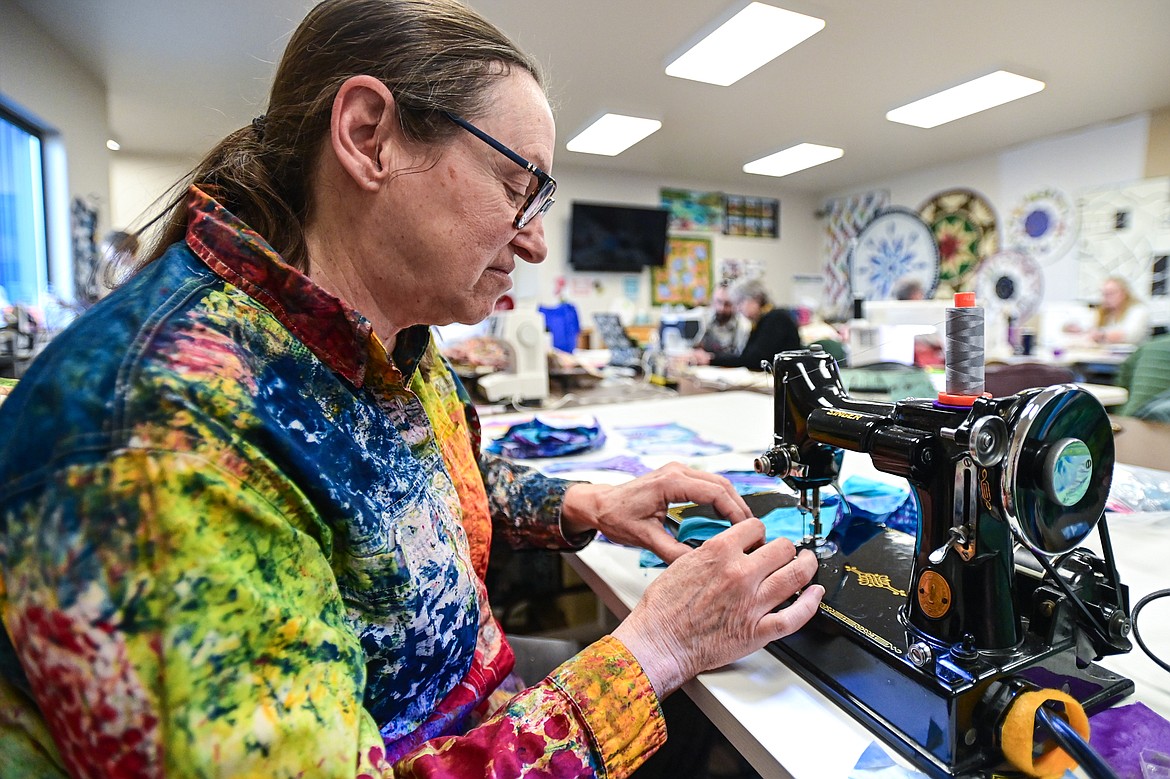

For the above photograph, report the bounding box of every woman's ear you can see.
[330,75,397,191]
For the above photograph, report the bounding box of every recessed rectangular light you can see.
[666,2,825,87]
[565,114,663,156]
[886,70,1046,129]
[744,143,843,177]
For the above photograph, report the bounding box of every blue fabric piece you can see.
[839,475,918,535]
[485,415,605,459]
[636,476,918,567]
[615,422,732,457]
[543,455,652,477]
[638,496,843,567]
[838,475,908,520]
[715,469,787,495]
[848,741,932,778]
[538,302,581,353]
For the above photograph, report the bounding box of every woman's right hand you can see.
[611,518,823,698]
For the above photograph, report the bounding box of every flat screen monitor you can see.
[569,202,670,273]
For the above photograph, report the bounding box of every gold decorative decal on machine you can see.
[845,565,908,597]
[820,602,902,654]
[979,468,994,512]
[826,409,865,421]
[917,571,952,619]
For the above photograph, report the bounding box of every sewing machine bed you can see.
[672,490,1132,777]
[765,507,1133,778]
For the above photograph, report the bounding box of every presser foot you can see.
[801,534,839,559]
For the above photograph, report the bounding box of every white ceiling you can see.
[13,0,1170,198]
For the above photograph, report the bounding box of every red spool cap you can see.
[953,292,976,307]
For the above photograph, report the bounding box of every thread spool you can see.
[938,292,986,406]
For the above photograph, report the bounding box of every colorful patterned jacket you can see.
[0,187,665,778]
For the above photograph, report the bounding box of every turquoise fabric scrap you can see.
[839,475,917,534]
[637,476,917,568]
[638,496,842,568]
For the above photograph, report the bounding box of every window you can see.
[0,105,49,308]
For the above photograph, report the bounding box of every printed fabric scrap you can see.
[485,415,606,459]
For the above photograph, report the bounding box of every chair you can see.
[841,362,937,401]
[1116,335,1170,418]
[506,635,582,684]
[809,338,847,364]
[983,362,1076,398]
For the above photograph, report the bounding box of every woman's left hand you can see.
[561,463,752,563]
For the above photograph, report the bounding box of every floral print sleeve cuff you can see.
[550,635,667,779]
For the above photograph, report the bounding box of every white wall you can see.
[835,113,1151,306]
[0,0,112,300]
[521,163,821,328]
[104,153,824,329]
[109,153,196,231]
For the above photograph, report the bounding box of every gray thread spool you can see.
[945,305,985,396]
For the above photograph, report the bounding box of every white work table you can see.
[483,391,1170,778]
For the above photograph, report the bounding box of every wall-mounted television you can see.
[568,201,670,273]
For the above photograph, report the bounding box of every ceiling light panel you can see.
[565,114,663,156]
[666,2,825,87]
[886,70,1046,129]
[743,143,843,177]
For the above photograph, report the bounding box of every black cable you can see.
[1035,705,1119,779]
[1132,587,1170,674]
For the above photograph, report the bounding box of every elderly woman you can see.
[0,1,821,777]
[692,277,802,371]
[1089,276,1150,346]
[1064,276,1151,347]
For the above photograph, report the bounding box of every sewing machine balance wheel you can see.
[1001,384,1115,555]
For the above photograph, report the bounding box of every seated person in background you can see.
[795,301,844,351]
[0,2,822,777]
[893,278,926,301]
[695,281,750,357]
[1064,275,1150,347]
[691,277,801,371]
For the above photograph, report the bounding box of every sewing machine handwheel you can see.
[1001,385,1114,555]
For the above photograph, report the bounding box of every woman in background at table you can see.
[691,277,802,371]
[0,2,822,778]
[1065,275,1151,347]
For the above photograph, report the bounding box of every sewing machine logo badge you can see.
[916,570,952,618]
[844,564,907,597]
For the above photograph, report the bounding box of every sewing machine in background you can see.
[754,297,1133,778]
[478,309,550,403]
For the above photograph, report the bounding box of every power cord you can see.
[1035,705,1119,779]
[1132,587,1170,673]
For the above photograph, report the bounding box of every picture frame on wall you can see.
[660,188,724,233]
[652,236,714,306]
[723,194,780,238]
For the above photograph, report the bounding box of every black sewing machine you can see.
[754,345,1133,778]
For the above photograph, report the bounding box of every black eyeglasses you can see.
[443,112,557,229]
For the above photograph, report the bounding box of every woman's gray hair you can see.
[139,0,542,274]
[728,277,771,307]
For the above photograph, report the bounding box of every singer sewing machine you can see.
[754,343,1133,778]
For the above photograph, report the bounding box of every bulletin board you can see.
[652,236,713,306]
